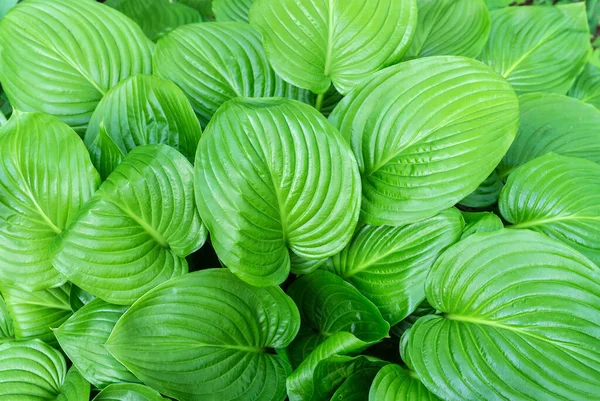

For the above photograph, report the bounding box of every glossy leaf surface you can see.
[0,294,13,343]
[92,384,165,401]
[569,49,600,108]
[369,364,440,401]
[461,211,503,238]
[213,0,254,21]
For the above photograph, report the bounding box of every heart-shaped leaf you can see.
[500,153,600,266]
[105,268,300,401]
[213,0,254,21]
[569,49,600,109]
[369,364,440,401]
[153,22,312,126]
[0,0,153,131]
[461,211,503,239]
[85,74,202,180]
[406,229,600,400]
[323,208,463,325]
[195,98,360,287]
[0,294,13,343]
[93,384,166,401]
[480,3,591,94]
[249,0,417,95]
[0,112,100,291]
[330,56,519,226]
[53,144,206,305]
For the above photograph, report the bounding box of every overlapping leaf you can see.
[195,98,360,287]
[53,145,206,305]
[93,384,165,401]
[569,48,600,108]
[105,269,300,401]
[461,211,503,238]
[330,56,519,226]
[0,294,13,343]
[175,0,213,19]
[459,171,504,209]
[369,364,440,401]
[213,0,254,21]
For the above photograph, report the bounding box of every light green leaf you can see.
[213,0,254,21]
[154,22,312,127]
[1,283,72,347]
[93,384,165,401]
[459,171,504,209]
[480,3,591,94]
[249,0,417,95]
[106,0,201,41]
[0,294,13,342]
[497,93,600,179]
[53,145,206,305]
[404,0,490,60]
[85,74,201,180]
[369,364,440,401]
[500,153,600,266]
[0,0,17,19]
[69,285,95,313]
[56,367,91,401]
[330,56,519,226]
[195,98,360,287]
[0,0,153,131]
[460,211,503,239]
[175,0,213,19]
[105,269,300,401]
[323,208,463,325]
[0,112,100,291]
[55,299,139,388]
[407,229,600,400]
[569,49,600,109]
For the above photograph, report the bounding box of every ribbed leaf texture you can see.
[569,49,600,109]
[213,0,254,21]
[92,384,166,401]
[460,211,504,239]
[369,364,440,401]
[459,172,504,209]
[0,294,13,342]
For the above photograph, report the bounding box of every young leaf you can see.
[85,74,202,180]
[403,0,490,60]
[0,112,100,291]
[330,56,519,226]
[369,364,440,401]
[460,211,503,238]
[323,208,464,325]
[54,299,139,388]
[0,0,153,131]
[407,229,600,401]
[459,171,504,209]
[500,153,600,266]
[213,0,254,22]
[1,283,72,347]
[480,3,591,94]
[249,0,417,95]
[0,294,14,343]
[497,93,600,179]
[569,48,600,108]
[105,269,300,401]
[195,98,361,287]
[56,367,91,401]
[53,145,206,305]
[93,384,166,401]
[153,22,312,126]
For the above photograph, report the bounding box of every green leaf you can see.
[85,74,201,180]
[0,294,14,342]
[53,144,206,305]
[323,208,464,325]
[480,3,591,95]
[569,49,600,109]
[369,364,440,401]
[0,0,17,19]
[330,56,519,226]
[332,364,384,401]
[460,211,504,239]
[0,340,90,401]
[153,22,313,127]
[497,93,600,179]
[106,0,201,41]
[459,171,504,209]
[0,112,100,291]
[0,0,153,131]
[105,268,300,401]
[93,384,166,401]
[69,285,95,313]
[213,0,254,22]
[407,229,600,400]
[249,0,417,95]
[195,98,360,287]
[1,283,72,347]
[403,0,490,60]
[175,0,213,19]
[390,301,435,338]
[290,252,327,276]
[499,153,600,266]
[54,299,139,388]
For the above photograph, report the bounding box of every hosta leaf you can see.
[406,229,600,401]
[93,384,165,401]
[213,0,254,22]
[0,294,13,342]
[195,98,360,287]
[330,56,519,226]
[404,0,490,60]
[459,171,504,209]
[0,0,16,19]
[85,74,201,180]
[569,49,600,109]
[331,364,384,401]
[154,22,312,127]
[1,283,72,347]
[69,285,95,313]
[461,211,503,238]
[499,153,600,266]
[56,368,91,401]
[286,271,390,367]
[369,364,440,401]
[0,0,153,131]
[53,145,206,305]
[290,252,327,276]
[249,0,417,95]
[497,93,600,179]
[105,269,300,401]
[323,208,463,325]
[480,3,591,94]
[176,0,213,19]
[106,0,200,41]
[390,300,436,338]
[0,112,100,291]
[55,299,139,388]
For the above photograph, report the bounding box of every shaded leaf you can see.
[0,294,13,343]
[459,171,504,209]
[213,0,254,21]
[569,48,600,109]
[92,384,166,401]
[460,211,504,238]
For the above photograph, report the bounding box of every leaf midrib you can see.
[509,215,600,229]
[323,0,335,77]
[107,201,170,249]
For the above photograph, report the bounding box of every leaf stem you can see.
[314,93,325,112]
[0,110,7,127]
